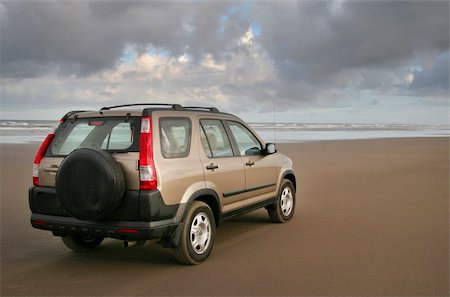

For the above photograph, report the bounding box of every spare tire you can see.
[56,148,125,221]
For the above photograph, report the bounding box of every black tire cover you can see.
[56,148,125,221]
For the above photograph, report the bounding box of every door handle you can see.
[44,165,59,173]
[206,164,219,170]
[245,161,255,167]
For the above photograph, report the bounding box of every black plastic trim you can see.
[29,187,179,222]
[142,108,236,117]
[222,188,246,198]
[61,111,92,122]
[179,189,221,225]
[138,190,179,222]
[31,214,180,241]
[223,183,276,198]
[101,103,181,111]
[29,186,66,216]
[183,106,219,112]
[221,197,276,221]
[282,170,296,189]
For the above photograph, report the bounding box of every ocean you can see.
[0,120,449,144]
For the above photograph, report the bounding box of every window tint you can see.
[160,118,191,158]
[102,123,133,150]
[227,121,262,156]
[49,118,137,156]
[53,122,95,155]
[200,120,233,157]
[200,127,212,158]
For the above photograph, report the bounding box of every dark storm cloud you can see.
[251,1,449,84]
[2,1,199,77]
[2,0,448,82]
[1,0,448,117]
[182,2,250,62]
[0,1,249,78]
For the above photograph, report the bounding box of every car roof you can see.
[63,104,240,121]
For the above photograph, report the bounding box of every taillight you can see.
[139,116,157,190]
[33,133,55,186]
[118,229,140,234]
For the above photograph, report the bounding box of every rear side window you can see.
[200,120,233,158]
[159,118,191,158]
[48,117,139,156]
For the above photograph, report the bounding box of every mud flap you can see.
[160,223,183,248]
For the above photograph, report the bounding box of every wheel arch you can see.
[184,189,221,227]
[282,170,296,190]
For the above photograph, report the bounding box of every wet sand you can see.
[1,138,449,296]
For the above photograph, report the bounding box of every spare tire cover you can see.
[56,148,125,221]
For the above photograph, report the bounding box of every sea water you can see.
[0,120,449,144]
[253,123,450,143]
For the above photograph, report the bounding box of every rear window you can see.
[48,117,140,156]
[159,118,191,158]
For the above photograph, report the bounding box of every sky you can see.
[1,0,449,124]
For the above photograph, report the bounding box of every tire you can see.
[268,179,296,223]
[56,148,125,221]
[172,201,216,265]
[61,235,104,252]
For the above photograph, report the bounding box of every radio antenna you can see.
[272,94,277,144]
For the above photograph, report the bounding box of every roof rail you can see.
[100,103,183,111]
[100,103,220,113]
[183,106,220,113]
[60,110,91,122]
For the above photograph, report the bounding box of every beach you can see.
[1,138,449,296]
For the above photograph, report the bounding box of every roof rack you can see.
[183,106,220,113]
[61,110,91,121]
[100,103,183,111]
[100,103,219,113]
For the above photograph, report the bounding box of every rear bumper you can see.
[29,186,181,222]
[31,213,181,241]
[29,186,186,244]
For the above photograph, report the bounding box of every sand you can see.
[1,138,449,296]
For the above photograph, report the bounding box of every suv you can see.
[29,103,296,264]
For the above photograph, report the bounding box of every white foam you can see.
[1,120,449,144]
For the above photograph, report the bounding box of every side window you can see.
[102,122,133,150]
[159,118,191,158]
[227,121,262,156]
[200,127,212,158]
[200,120,233,157]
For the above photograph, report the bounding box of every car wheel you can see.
[268,179,296,223]
[172,201,216,265]
[61,235,104,252]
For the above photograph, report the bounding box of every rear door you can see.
[198,119,246,212]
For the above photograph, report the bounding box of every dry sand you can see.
[1,138,448,296]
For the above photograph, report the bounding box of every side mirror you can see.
[265,143,276,155]
[244,146,262,156]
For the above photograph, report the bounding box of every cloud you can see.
[0,1,249,78]
[1,1,448,124]
[251,1,449,84]
[409,53,449,95]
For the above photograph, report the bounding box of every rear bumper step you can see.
[31,214,180,241]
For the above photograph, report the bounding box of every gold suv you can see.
[29,103,296,264]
